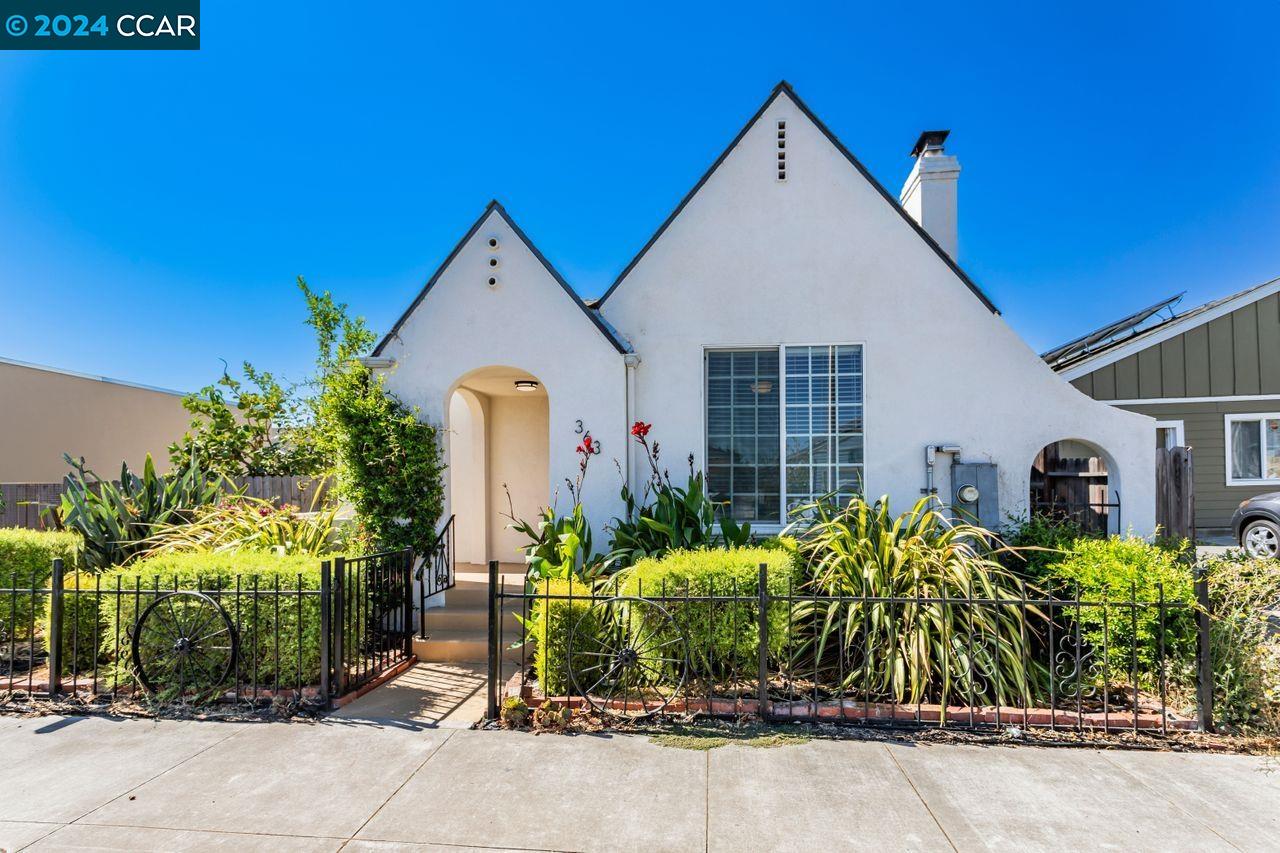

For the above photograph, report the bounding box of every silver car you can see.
[1231,492,1280,558]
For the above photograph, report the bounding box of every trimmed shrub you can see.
[1044,535,1197,691]
[45,571,106,675]
[0,528,81,645]
[101,552,323,689]
[617,548,798,681]
[530,577,602,696]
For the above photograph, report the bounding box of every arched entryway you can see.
[1029,438,1121,535]
[445,366,549,568]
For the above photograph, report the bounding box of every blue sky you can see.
[1,1,1277,393]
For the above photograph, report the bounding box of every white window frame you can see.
[702,341,867,531]
[1223,412,1280,486]
[1155,420,1184,449]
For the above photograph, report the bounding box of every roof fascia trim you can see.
[0,355,187,396]
[373,201,631,356]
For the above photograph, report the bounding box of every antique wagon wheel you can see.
[131,592,237,698]
[569,596,688,719]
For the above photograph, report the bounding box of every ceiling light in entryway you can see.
[514,380,540,392]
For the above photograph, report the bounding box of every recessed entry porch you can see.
[415,365,547,665]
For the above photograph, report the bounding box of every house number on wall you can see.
[575,420,602,454]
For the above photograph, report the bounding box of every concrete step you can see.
[425,574,527,609]
[413,632,526,664]
[423,607,522,632]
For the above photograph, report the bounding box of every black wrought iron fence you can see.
[488,562,1214,733]
[1,548,415,710]
[330,550,414,696]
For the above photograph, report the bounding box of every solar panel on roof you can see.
[1041,293,1184,368]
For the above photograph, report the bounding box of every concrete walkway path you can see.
[0,710,1276,852]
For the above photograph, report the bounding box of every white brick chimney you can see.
[899,130,960,259]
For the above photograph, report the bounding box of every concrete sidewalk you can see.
[0,713,1276,852]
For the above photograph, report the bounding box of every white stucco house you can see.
[369,81,1155,565]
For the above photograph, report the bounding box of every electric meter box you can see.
[951,462,999,530]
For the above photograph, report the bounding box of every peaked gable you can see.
[595,81,998,314]
[373,201,630,356]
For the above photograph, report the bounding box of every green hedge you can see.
[530,578,603,696]
[45,571,105,675]
[0,528,81,645]
[618,548,798,681]
[1044,535,1197,690]
[101,552,323,689]
[530,549,799,696]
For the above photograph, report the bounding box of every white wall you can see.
[378,205,629,548]
[486,393,550,562]
[602,90,1155,534]
[447,389,488,564]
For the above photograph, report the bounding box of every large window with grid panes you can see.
[705,344,864,525]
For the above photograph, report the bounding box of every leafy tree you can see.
[299,277,445,553]
[169,361,325,477]
[168,275,445,553]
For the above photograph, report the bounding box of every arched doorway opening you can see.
[1029,438,1121,535]
[446,366,549,569]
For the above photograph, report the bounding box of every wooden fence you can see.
[1,475,331,530]
[1155,446,1195,541]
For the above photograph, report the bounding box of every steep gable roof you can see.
[373,201,631,356]
[595,81,999,314]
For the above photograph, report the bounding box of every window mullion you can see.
[1261,421,1267,483]
[779,346,788,526]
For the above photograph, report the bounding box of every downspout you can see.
[623,353,641,495]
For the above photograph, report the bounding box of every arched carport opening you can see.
[445,366,549,569]
[1030,438,1121,535]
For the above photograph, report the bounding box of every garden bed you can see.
[504,671,1200,732]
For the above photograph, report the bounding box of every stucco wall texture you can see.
[378,86,1156,553]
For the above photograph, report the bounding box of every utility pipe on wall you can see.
[623,353,641,495]
[923,444,962,497]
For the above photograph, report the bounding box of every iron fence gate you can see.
[328,549,416,697]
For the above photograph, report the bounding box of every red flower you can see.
[578,434,594,455]
[631,421,651,439]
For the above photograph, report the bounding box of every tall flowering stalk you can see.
[506,427,611,582]
[606,421,751,567]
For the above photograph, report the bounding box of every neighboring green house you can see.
[1044,276,1280,530]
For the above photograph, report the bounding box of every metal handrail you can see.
[417,514,456,639]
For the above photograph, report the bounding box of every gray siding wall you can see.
[1071,292,1280,400]
[1117,400,1280,529]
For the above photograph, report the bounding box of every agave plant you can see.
[140,492,340,557]
[786,495,1047,708]
[50,452,224,571]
